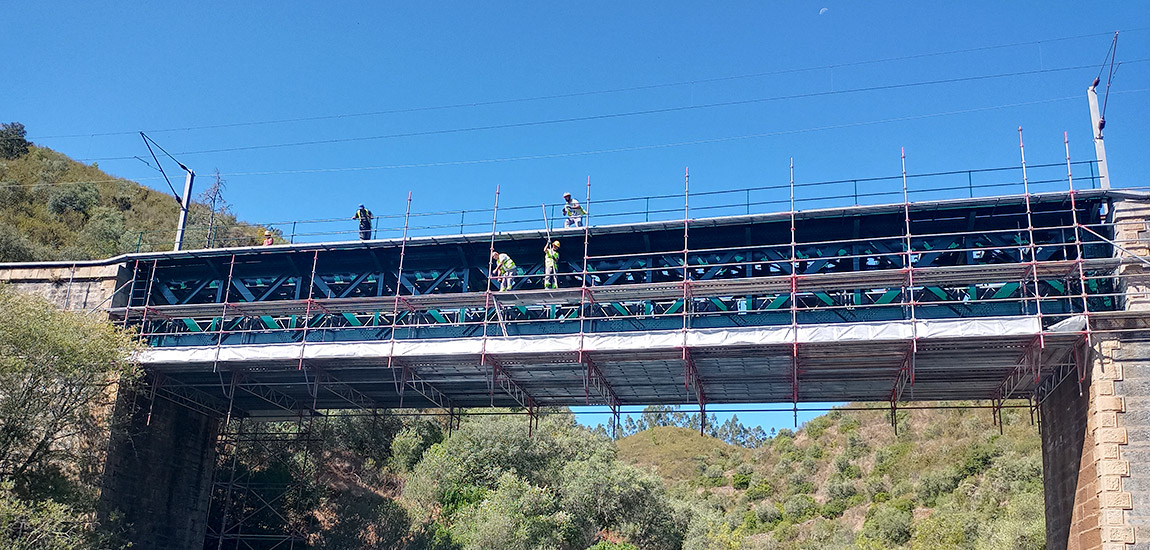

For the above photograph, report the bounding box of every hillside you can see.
[617,426,748,483]
[0,133,266,262]
[616,405,1044,549]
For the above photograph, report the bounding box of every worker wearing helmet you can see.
[491,250,517,291]
[262,230,274,246]
[352,204,373,240]
[562,192,586,228]
[543,240,561,289]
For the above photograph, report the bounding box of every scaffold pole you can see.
[790,157,799,426]
[1019,127,1045,350]
[482,185,500,405]
[901,147,917,395]
[215,254,237,373]
[1065,132,1092,397]
[296,250,319,371]
[389,192,413,406]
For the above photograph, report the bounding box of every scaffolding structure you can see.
[98,155,1150,429]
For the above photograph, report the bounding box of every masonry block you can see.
[1102,525,1134,543]
[1094,380,1116,397]
[1101,460,1131,477]
[1103,509,1126,525]
[1103,492,1134,510]
[1097,397,1126,412]
[98,390,220,550]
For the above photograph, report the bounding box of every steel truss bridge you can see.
[111,183,1144,431]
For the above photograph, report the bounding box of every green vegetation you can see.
[0,130,268,262]
[614,405,1044,549]
[0,286,139,548]
[204,401,1044,549]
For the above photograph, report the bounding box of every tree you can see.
[196,169,230,248]
[0,123,30,160]
[0,285,139,547]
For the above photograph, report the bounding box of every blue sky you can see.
[6,2,1150,432]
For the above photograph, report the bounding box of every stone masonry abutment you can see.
[1,262,222,550]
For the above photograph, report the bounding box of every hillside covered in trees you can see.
[0,122,266,262]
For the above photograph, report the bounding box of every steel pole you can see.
[1087,82,1110,189]
[174,168,195,251]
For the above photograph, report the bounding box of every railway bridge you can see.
[2,163,1148,550]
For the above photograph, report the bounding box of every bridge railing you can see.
[123,160,1103,251]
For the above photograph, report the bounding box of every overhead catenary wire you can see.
[140,132,182,201]
[22,28,1146,142]
[77,61,1150,162]
[4,88,1146,195]
[43,90,1147,192]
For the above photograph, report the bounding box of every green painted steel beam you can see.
[875,289,900,305]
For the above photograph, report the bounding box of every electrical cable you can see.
[1102,34,1120,118]
[194,90,1150,177]
[141,132,181,201]
[3,87,1147,190]
[78,60,1149,162]
[22,28,1148,142]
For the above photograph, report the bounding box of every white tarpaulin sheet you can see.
[137,316,1041,366]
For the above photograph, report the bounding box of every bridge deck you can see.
[81,189,1147,418]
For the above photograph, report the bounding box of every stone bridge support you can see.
[1042,199,1150,550]
[98,392,220,550]
[1,262,221,550]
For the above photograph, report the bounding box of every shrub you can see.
[47,184,98,216]
[864,477,888,499]
[0,225,38,262]
[917,468,961,506]
[873,442,911,476]
[744,480,773,500]
[804,416,833,439]
[35,158,68,185]
[958,442,1000,479]
[703,464,726,486]
[820,499,848,519]
[827,480,857,501]
[390,422,444,472]
[839,416,861,432]
[732,472,752,490]
[845,433,868,459]
[755,503,782,527]
[911,512,969,550]
[786,473,814,495]
[860,503,912,545]
[783,495,819,522]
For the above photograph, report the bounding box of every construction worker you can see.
[262,230,274,246]
[543,240,560,289]
[562,192,586,228]
[491,250,517,291]
[352,204,373,240]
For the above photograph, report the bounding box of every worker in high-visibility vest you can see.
[543,240,561,289]
[491,250,517,291]
[352,204,373,240]
[562,192,586,228]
